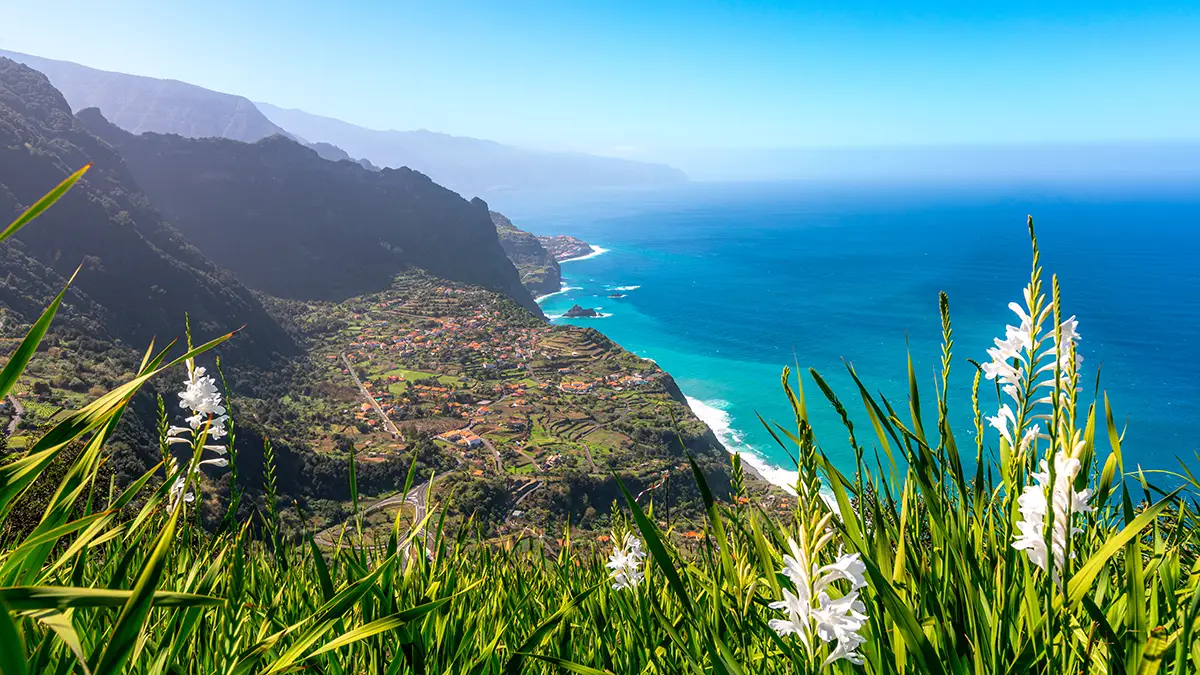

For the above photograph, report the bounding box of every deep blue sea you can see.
[489,180,1200,489]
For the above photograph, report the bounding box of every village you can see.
[314,281,652,467]
[283,272,787,543]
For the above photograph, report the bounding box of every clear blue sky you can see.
[3,0,1198,155]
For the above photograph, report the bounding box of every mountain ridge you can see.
[76,107,543,316]
[0,56,297,367]
[0,49,687,196]
[255,102,688,196]
[0,49,290,143]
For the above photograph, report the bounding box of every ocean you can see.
[489,180,1200,491]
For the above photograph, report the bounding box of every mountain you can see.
[306,141,381,171]
[77,109,543,315]
[0,57,297,365]
[255,103,688,196]
[0,49,289,142]
[490,211,562,296]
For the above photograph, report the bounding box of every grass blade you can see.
[0,164,90,243]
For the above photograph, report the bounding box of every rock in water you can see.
[563,304,599,318]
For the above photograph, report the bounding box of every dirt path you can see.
[515,447,543,472]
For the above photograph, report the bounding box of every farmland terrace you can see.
[261,271,782,541]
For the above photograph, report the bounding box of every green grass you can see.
[3,174,1200,673]
[381,368,461,387]
[506,463,536,476]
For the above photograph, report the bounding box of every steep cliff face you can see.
[0,49,290,143]
[490,211,562,296]
[0,58,297,365]
[77,109,542,316]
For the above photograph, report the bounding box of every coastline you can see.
[558,245,610,264]
[538,240,801,496]
[535,283,581,304]
[685,396,800,495]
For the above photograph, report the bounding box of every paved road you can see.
[4,395,24,438]
[313,481,429,551]
[512,480,542,508]
[466,415,509,474]
[340,353,400,437]
[479,435,504,473]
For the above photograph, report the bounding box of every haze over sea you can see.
[493,179,1200,490]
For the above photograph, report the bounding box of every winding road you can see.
[313,481,429,551]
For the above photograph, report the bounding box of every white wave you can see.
[684,396,805,496]
[535,284,582,303]
[559,245,609,263]
[609,285,641,291]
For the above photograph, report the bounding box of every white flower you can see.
[168,474,195,508]
[813,551,867,594]
[768,587,812,648]
[167,363,230,454]
[781,537,812,590]
[1057,316,1082,371]
[179,366,225,416]
[770,533,870,667]
[163,362,232,509]
[177,365,228,439]
[606,532,646,591]
[822,627,867,668]
[811,591,869,666]
[986,405,1017,446]
[1012,452,1093,584]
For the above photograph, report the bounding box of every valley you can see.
[262,272,781,542]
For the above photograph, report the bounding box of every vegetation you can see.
[4,168,1200,673]
[491,210,563,297]
[259,271,744,540]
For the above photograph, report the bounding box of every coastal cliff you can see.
[490,211,563,296]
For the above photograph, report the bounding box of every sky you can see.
[2,0,1199,159]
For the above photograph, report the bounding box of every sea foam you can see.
[685,396,800,495]
[535,284,582,303]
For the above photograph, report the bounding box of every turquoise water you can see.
[490,180,1200,487]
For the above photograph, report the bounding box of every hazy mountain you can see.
[77,109,542,316]
[306,141,381,171]
[255,103,688,196]
[0,57,297,365]
[0,49,290,143]
[490,211,561,296]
